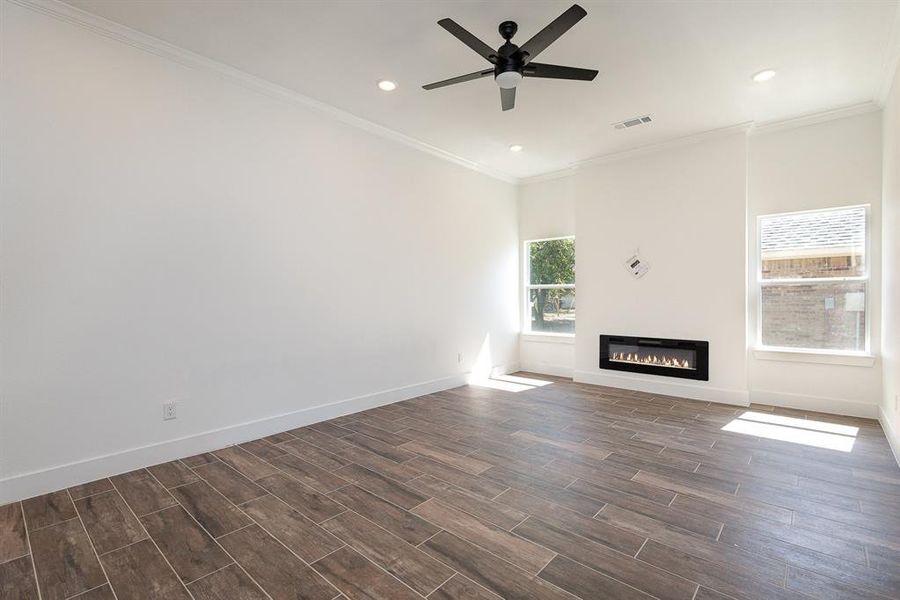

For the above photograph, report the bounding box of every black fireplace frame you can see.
[599,335,709,381]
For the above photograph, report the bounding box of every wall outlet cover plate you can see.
[163,402,177,420]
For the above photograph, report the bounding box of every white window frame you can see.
[756,204,870,356]
[523,236,575,337]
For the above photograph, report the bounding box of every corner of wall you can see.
[879,405,900,466]
[881,58,900,464]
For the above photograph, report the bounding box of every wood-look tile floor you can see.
[2,373,899,600]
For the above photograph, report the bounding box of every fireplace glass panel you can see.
[607,342,697,371]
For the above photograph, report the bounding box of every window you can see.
[758,206,868,352]
[524,237,575,334]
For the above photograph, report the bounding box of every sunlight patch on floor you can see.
[722,411,857,452]
[492,374,554,387]
[737,411,859,436]
[469,374,554,393]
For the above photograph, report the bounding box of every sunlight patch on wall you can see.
[467,332,554,392]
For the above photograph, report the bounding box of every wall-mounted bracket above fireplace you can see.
[599,335,709,381]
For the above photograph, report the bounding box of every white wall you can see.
[0,3,519,502]
[882,61,900,460]
[518,176,576,241]
[517,176,576,376]
[517,113,886,417]
[749,112,883,418]
[573,134,750,404]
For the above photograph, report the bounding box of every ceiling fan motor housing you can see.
[494,21,526,88]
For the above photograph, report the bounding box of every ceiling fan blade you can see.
[437,18,498,63]
[423,69,494,90]
[500,86,516,111]
[519,4,587,64]
[523,62,598,81]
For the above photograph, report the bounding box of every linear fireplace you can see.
[599,335,709,381]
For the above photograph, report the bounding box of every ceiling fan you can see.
[423,4,598,111]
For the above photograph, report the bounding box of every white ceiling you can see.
[64,0,900,180]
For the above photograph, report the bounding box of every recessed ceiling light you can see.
[752,69,777,83]
[377,80,397,92]
[509,144,523,152]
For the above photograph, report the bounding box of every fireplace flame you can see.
[611,352,693,369]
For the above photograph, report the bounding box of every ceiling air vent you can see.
[613,115,652,130]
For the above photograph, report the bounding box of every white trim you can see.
[519,121,751,184]
[518,104,884,185]
[524,235,576,243]
[487,362,522,379]
[762,247,865,261]
[751,102,881,135]
[0,373,467,504]
[752,347,877,367]
[756,202,872,221]
[573,370,750,407]
[759,276,867,284]
[519,361,574,378]
[526,284,576,290]
[750,390,878,419]
[521,333,575,345]
[573,122,753,169]
[878,405,900,467]
[875,2,900,106]
[6,0,516,184]
[518,167,577,186]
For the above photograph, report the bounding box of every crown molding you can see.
[750,101,881,136]
[519,99,883,185]
[875,1,900,106]
[573,122,753,169]
[518,121,752,184]
[517,166,577,186]
[7,0,518,184]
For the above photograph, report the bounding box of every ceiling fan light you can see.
[752,69,776,83]
[377,80,398,91]
[496,71,523,89]
[509,144,523,152]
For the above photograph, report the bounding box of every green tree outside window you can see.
[527,238,575,334]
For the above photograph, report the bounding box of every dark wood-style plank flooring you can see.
[2,374,899,600]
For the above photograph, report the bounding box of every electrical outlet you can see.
[163,401,177,421]
[895,394,899,412]
[457,352,464,364]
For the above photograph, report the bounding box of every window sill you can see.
[521,333,575,344]
[752,347,876,367]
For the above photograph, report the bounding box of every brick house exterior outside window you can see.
[759,206,868,352]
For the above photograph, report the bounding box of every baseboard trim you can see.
[750,389,879,419]
[0,373,467,504]
[878,405,900,467]
[520,361,574,379]
[573,370,750,406]
[489,362,522,378]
